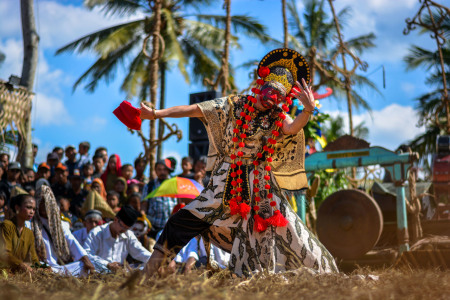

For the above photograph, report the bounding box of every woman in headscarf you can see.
[101,154,122,192]
[114,177,128,206]
[0,194,39,272]
[81,178,115,220]
[31,185,95,276]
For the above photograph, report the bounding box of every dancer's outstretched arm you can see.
[140,103,204,120]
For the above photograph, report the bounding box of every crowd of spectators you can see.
[0,141,228,275]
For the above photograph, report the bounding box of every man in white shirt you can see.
[84,205,152,273]
[73,209,102,246]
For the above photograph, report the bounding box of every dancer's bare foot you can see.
[143,249,166,278]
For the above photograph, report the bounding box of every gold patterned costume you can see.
[156,95,337,276]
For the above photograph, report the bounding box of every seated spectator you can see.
[106,190,121,214]
[31,186,95,276]
[101,154,122,192]
[51,163,70,198]
[72,210,102,246]
[92,154,104,179]
[114,177,128,205]
[177,156,194,179]
[81,179,115,220]
[67,169,88,219]
[130,215,152,250]
[0,162,22,203]
[121,164,134,184]
[0,191,6,222]
[84,205,152,273]
[0,194,39,272]
[82,163,94,188]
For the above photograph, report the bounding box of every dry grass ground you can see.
[0,267,449,300]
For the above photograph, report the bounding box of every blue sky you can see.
[0,0,438,174]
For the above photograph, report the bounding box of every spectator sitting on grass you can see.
[31,185,95,277]
[0,194,39,273]
[84,205,151,273]
[73,210,102,246]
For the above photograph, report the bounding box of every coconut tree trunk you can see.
[148,0,162,179]
[157,61,166,161]
[282,0,288,48]
[19,0,39,168]
[221,0,231,96]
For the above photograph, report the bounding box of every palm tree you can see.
[404,11,450,159]
[288,0,380,135]
[57,0,270,170]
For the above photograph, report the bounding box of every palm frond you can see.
[195,14,272,43]
[84,0,149,17]
[56,20,144,55]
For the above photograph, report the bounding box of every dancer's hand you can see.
[290,78,315,112]
[140,102,157,120]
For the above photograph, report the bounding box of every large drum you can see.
[317,189,383,260]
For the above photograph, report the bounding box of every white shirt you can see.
[72,227,88,246]
[40,217,88,276]
[84,222,151,272]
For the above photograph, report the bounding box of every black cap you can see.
[47,152,59,160]
[155,158,174,172]
[116,205,140,227]
[8,162,21,170]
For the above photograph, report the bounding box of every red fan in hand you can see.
[113,101,142,130]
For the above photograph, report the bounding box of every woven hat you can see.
[113,101,142,131]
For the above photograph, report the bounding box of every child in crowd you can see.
[127,182,140,197]
[58,196,75,226]
[106,190,121,214]
[114,177,128,205]
[82,163,94,189]
[177,156,194,179]
[133,157,148,188]
[92,154,104,179]
[121,164,134,183]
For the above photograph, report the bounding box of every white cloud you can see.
[0,39,23,79]
[325,104,426,151]
[401,81,415,95]
[37,1,145,49]
[32,92,72,126]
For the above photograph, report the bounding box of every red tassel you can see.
[229,200,239,215]
[239,202,251,219]
[266,210,289,227]
[254,214,268,232]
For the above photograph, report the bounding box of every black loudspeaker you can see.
[189,91,220,141]
[189,141,210,161]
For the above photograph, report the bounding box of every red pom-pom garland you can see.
[227,89,290,231]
